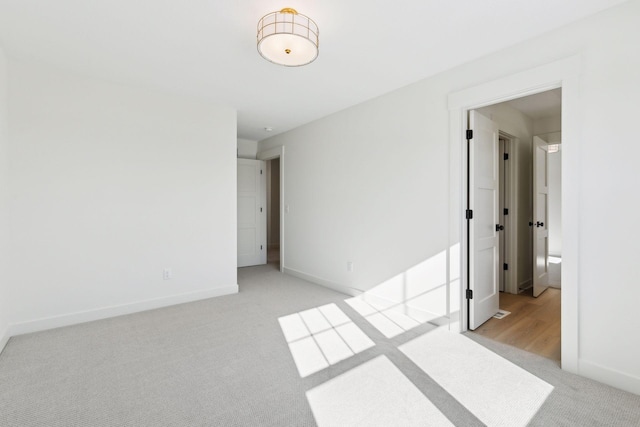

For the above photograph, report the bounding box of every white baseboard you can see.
[9,284,239,338]
[0,325,9,355]
[519,279,532,291]
[283,267,362,297]
[579,359,640,396]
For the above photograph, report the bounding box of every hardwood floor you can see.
[267,245,280,267]
[471,287,561,361]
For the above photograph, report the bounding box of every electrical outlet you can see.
[163,268,172,280]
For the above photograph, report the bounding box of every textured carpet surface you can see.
[0,263,639,426]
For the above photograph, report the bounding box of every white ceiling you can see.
[507,88,562,119]
[0,0,627,141]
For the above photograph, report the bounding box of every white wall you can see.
[260,0,640,394]
[237,138,258,159]
[477,103,534,289]
[0,45,9,352]
[261,89,451,295]
[6,60,238,334]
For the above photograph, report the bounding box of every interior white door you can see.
[237,159,267,267]
[532,136,550,297]
[468,110,500,329]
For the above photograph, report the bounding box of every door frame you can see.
[498,132,520,295]
[498,135,507,293]
[257,146,285,272]
[448,56,580,373]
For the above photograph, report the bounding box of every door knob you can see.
[496,224,504,231]
[529,221,533,227]
[536,221,544,227]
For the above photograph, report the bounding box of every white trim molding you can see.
[579,359,640,396]
[8,285,238,338]
[256,146,284,161]
[283,267,362,297]
[0,327,9,355]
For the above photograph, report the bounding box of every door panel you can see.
[237,159,267,267]
[468,110,500,330]
[533,137,549,297]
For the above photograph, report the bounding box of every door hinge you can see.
[466,209,473,220]
[466,289,473,300]
[504,208,509,215]
[504,263,509,271]
[504,153,509,160]
[466,129,473,140]
[260,169,263,175]
[260,207,263,212]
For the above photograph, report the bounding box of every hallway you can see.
[471,288,561,361]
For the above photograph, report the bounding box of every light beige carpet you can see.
[0,263,638,426]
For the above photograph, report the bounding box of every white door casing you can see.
[533,136,550,297]
[237,159,267,267]
[449,55,581,373]
[257,146,285,272]
[498,137,508,293]
[468,110,500,329]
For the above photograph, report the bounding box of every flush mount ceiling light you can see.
[257,8,319,67]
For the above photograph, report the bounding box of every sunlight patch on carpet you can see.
[399,328,553,426]
[279,303,375,377]
[306,355,454,427]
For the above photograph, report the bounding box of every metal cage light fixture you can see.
[257,8,319,67]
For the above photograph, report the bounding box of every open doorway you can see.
[467,89,563,362]
[449,56,579,372]
[257,145,285,272]
[266,158,281,269]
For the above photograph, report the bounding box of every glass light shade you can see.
[257,8,319,67]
